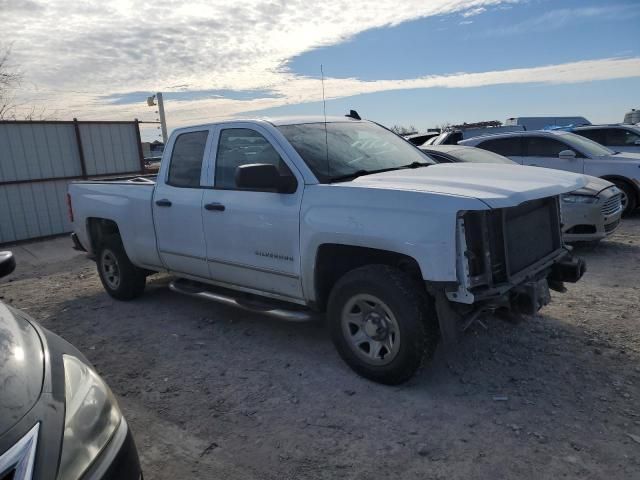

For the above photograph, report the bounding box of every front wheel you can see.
[97,236,146,300]
[613,180,637,216]
[327,265,438,385]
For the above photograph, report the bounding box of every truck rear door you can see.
[201,123,304,302]
[152,127,213,278]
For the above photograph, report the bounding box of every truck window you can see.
[215,128,293,190]
[167,131,209,188]
[523,137,573,157]
[477,137,523,156]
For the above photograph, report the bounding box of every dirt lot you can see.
[2,217,640,479]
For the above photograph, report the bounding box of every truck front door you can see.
[201,124,304,302]
[153,128,211,278]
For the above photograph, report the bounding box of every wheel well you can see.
[314,244,422,311]
[87,218,121,253]
[601,176,639,201]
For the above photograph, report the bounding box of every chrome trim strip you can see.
[0,423,39,480]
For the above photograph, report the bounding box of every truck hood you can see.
[345,163,587,209]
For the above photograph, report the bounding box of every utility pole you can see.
[146,92,168,143]
[156,92,168,143]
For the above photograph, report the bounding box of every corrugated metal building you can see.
[0,120,144,244]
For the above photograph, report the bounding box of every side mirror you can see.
[559,149,576,159]
[235,163,296,193]
[0,251,16,279]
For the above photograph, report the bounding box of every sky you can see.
[2,0,639,141]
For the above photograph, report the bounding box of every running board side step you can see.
[169,280,315,322]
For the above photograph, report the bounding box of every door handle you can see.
[204,203,225,211]
[155,199,172,207]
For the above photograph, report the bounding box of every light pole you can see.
[146,93,168,143]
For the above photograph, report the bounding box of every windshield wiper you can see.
[327,162,431,183]
[403,161,432,168]
[328,167,403,183]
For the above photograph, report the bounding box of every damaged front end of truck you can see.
[428,196,586,344]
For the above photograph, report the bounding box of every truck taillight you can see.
[66,193,74,222]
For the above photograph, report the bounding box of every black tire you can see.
[96,235,146,300]
[613,180,637,216]
[327,264,438,385]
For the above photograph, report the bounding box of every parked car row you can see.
[416,118,639,226]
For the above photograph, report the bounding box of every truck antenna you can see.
[321,64,330,177]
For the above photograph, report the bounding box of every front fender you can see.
[299,185,488,302]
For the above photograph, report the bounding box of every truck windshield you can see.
[277,122,434,183]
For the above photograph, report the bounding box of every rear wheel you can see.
[327,265,438,385]
[97,235,146,300]
[613,180,637,215]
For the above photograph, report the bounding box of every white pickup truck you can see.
[68,116,586,384]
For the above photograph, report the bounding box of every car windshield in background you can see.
[449,148,516,164]
[563,132,614,157]
[278,122,434,182]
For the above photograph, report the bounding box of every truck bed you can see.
[68,176,161,269]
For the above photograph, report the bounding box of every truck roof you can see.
[264,115,362,126]
[174,115,363,132]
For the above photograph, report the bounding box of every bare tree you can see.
[390,124,418,136]
[0,44,22,119]
[434,122,451,131]
[0,45,54,120]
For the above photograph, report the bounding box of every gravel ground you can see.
[2,216,639,479]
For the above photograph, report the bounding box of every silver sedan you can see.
[419,145,623,242]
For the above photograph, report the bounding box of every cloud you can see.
[2,0,639,130]
[2,0,513,93]
[101,89,281,105]
[462,6,486,17]
[137,57,640,127]
[487,3,640,36]
[0,0,43,13]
